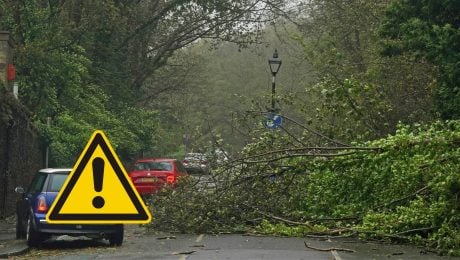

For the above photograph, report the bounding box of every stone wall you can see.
[0,88,43,219]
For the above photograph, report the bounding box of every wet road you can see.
[14,225,456,260]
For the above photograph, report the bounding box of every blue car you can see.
[15,168,124,247]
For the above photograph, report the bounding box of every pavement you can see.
[0,215,29,258]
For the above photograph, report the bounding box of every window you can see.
[159,162,172,171]
[134,163,147,170]
[48,174,69,192]
[28,173,47,193]
[134,161,171,171]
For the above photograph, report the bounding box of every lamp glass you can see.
[268,50,282,74]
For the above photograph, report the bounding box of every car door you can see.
[17,172,47,226]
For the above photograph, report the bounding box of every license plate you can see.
[139,177,157,183]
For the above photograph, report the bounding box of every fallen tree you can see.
[148,120,460,256]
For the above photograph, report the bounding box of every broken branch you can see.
[304,241,356,253]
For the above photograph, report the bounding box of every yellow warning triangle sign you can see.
[46,130,152,224]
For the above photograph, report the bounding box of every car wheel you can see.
[108,225,124,246]
[26,214,43,247]
[15,214,26,239]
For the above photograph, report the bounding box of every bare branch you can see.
[304,242,356,253]
[244,203,314,229]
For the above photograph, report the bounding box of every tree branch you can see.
[244,203,314,229]
[304,242,356,253]
[374,186,429,210]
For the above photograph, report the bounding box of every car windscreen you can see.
[47,173,69,192]
[134,162,172,171]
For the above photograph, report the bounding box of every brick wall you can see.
[0,88,43,219]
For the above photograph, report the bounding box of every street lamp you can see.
[268,49,282,111]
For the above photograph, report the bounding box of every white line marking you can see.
[195,234,204,243]
[331,250,342,260]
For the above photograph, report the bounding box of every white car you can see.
[182,153,210,175]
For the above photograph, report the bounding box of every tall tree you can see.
[293,0,436,141]
[379,0,460,119]
[0,0,291,163]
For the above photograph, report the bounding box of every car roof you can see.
[135,158,177,163]
[185,153,205,155]
[39,168,72,174]
[185,153,207,158]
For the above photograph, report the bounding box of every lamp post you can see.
[268,49,282,112]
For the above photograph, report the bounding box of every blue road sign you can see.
[264,113,283,129]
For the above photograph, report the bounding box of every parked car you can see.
[182,153,210,175]
[128,158,188,195]
[213,148,230,164]
[15,168,124,247]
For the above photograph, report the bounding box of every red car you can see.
[128,158,188,195]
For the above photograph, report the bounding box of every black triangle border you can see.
[48,132,150,221]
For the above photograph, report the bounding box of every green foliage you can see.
[32,82,161,166]
[1,0,290,165]
[296,120,460,254]
[148,111,459,253]
[0,0,170,164]
[379,0,460,119]
[2,0,459,254]
[256,220,322,237]
[303,77,392,141]
[296,0,437,140]
[148,177,253,234]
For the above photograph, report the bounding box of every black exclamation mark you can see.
[92,157,105,209]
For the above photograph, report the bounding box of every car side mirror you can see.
[15,187,25,194]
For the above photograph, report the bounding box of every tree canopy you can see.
[379,0,460,119]
[0,0,289,164]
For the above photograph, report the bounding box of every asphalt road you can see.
[11,225,457,260]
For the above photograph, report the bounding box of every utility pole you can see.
[45,117,51,168]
